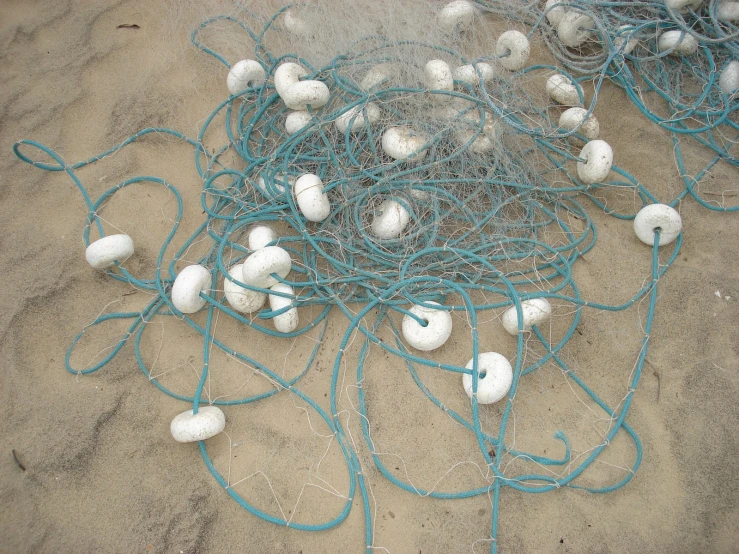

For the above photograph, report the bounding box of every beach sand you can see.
[1,1,738,552]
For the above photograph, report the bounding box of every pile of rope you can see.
[13,1,737,552]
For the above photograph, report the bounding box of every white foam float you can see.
[544,0,568,26]
[274,62,329,111]
[559,107,600,141]
[436,104,498,153]
[462,352,513,405]
[546,74,582,106]
[282,82,330,111]
[438,0,479,33]
[226,59,265,96]
[425,60,454,102]
[223,264,266,313]
[268,282,299,333]
[85,234,134,269]
[170,406,225,443]
[501,298,552,335]
[282,8,310,36]
[294,173,331,222]
[248,225,277,251]
[453,63,495,86]
[718,2,739,21]
[576,139,613,184]
[371,199,410,239]
[455,129,496,154]
[382,127,429,161]
[410,188,430,201]
[658,31,699,56]
[335,103,381,134]
[285,111,313,134]
[496,30,530,71]
[256,173,291,199]
[360,63,396,91]
[241,246,291,288]
[633,204,683,246]
[433,102,481,124]
[401,301,453,351]
[719,61,739,96]
[665,0,703,13]
[274,62,305,97]
[171,264,211,314]
[455,124,497,154]
[557,11,594,48]
[614,25,638,55]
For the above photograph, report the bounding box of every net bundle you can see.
[12,1,738,552]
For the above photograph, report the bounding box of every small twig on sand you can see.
[12,449,26,471]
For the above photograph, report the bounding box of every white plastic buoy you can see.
[360,63,396,91]
[614,25,638,56]
[501,298,553,335]
[455,129,496,154]
[719,60,739,96]
[382,127,429,161]
[437,101,495,133]
[171,264,211,314]
[223,264,266,313]
[371,199,411,239]
[557,11,594,48]
[496,30,530,71]
[559,107,600,141]
[462,352,513,405]
[444,104,498,153]
[268,283,298,333]
[241,246,291,288]
[576,140,613,184]
[459,103,495,126]
[274,62,329,111]
[544,0,568,26]
[658,31,699,56]
[227,60,266,95]
[401,301,453,351]
[633,204,682,246]
[248,225,277,251]
[666,0,703,13]
[453,63,495,86]
[256,174,291,199]
[546,74,582,106]
[438,0,479,33]
[335,103,381,134]
[274,63,305,97]
[718,2,739,21]
[433,103,480,124]
[85,234,134,269]
[282,81,330,111]
[454,118,498,154]
[294,173,331,222]
[283,8,310,36]
[285,111,313,134]
[425,60,454,102]
[410,188,430,201]
[170,406,225,443]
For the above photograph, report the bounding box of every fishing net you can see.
[12,0,738,551]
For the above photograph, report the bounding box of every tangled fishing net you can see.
[13,0,738,551]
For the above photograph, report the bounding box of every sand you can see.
[1,1,738,553]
